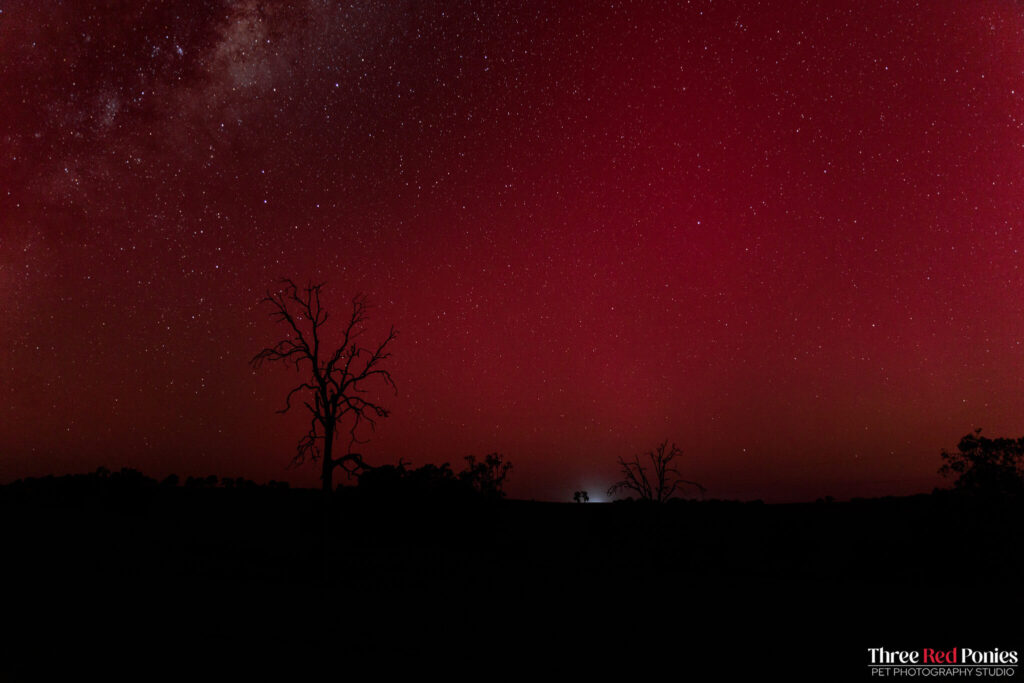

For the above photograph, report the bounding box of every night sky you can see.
[2,0,1023,502]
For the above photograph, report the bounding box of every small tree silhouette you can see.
[939,429,1024,495]
[608,440,705,502]
[251,279,397,493]
[458,453,513,499]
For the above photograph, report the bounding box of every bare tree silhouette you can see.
[608,440,705,502]
[251,279,397,493]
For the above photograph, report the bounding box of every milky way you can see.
[2,0,1023,501]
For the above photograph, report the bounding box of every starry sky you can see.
[2,0,1023,502]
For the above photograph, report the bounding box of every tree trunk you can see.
[321,421,335,493]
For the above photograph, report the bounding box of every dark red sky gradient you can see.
[2,0,1023,502]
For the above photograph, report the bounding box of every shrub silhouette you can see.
[458,454,512,499]
[356,455,512,501]
[939,429,1024,495]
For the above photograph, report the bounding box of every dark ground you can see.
[2,474,1020,678]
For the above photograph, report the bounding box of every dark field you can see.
[3,474,1020,677]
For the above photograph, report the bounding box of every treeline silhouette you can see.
[4,461,1021,581]
[2,466,293,494]
[1,453,516,503]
